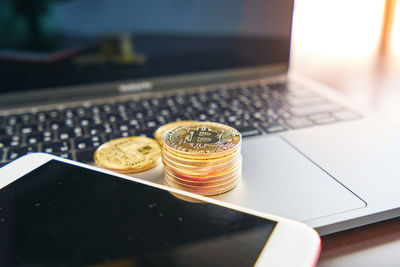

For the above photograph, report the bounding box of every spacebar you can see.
[289,103,341,116]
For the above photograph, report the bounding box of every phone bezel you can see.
[0,153,321,266]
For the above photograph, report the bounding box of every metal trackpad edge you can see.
[213,136,366,222]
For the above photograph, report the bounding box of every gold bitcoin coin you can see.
[164,164,241,186]
[154,120,198,144]
[162,146,240,167]
[162,154,241,177]
[94,136,161,173]
[165,174,240,196]
[163,157,242,181]
[163,122,241,159]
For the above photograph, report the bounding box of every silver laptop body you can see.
[1,0,399,235]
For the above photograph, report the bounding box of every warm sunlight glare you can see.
[391,0,400,59]
[291,0,385,64]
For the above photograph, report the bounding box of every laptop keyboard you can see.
[0,80,360,167]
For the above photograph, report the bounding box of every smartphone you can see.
[0,153,320,267]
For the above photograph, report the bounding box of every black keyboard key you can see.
[170,114,192,121]
[78,118,94,127]
[289,102,341,116]
[18,113,35,124]
[74,107,90,117]
[92,116,105,126]
[72,127,85,138]
[20,123,46,135]
[63,118,76,128]
[46,110,62,120]
[229,120,247,128]
[144,120,158,129]
[127,119,141,129]
[87,125,109,136]
[49,120,64,131]
[56,118,77,129]
[155,115,168,125]
[42,141,71,154]
[0,137,12,148]
[268,82,287,91]
[9,136,22,147]
[236,126,262,138]
[74,136,102,150]
[43,131,55,142]
[6,115,20,126]
[75,148,96,163]
[102,103,117,114]
[6,145,39,161]
[59,126,86,139]
[308,113,337,125]
[104,131,131,141]
[58,128,77,140]
[0,126,16,136]
[19,125,34,135]
[197,113,209,121]
[260,121,287,134]
[285,117,314,129]
[108,112,130,122]
[36,112,47,123]
[26,131,54,144]
[63,109,77,118]
[251,111,268,122]
[116,123,131,133]
[134,129,155,138]
[55,152,74,160]
[35,110,62,122]
[158,108,171,117]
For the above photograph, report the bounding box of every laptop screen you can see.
[0,0,294,94]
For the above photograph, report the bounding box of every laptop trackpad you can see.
[214,136,366,222]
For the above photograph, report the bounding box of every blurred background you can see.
[0,0,399,114]
[0,0,291,50]
[291,0,399,116]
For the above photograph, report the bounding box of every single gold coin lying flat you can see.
[163,122,241,158]
[154,120,198,144]
[94,136,161,173]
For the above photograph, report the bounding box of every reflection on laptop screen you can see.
[0,0,294,93]
[55,0,292,37]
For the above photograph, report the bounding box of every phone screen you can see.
[0,160,277,267]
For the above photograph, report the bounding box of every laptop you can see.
[1,0,399,235]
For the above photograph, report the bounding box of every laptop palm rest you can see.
[131,135,365,223]
[212,136,366,222]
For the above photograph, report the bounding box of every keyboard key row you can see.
[0,81,361,167]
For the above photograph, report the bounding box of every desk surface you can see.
[318,217,400,266]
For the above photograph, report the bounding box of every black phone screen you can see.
[0,160,277,267]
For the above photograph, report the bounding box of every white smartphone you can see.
[0,153,320,267]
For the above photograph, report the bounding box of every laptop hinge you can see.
[0,64,287,111]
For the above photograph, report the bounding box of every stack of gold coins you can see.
[161,122,242,196]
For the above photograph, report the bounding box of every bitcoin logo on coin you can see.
[154,120,198,145]
[94,136,161,173]
[164,122,241,158]
[184,127,221,145]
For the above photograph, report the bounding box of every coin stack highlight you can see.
[161,122,242,196]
